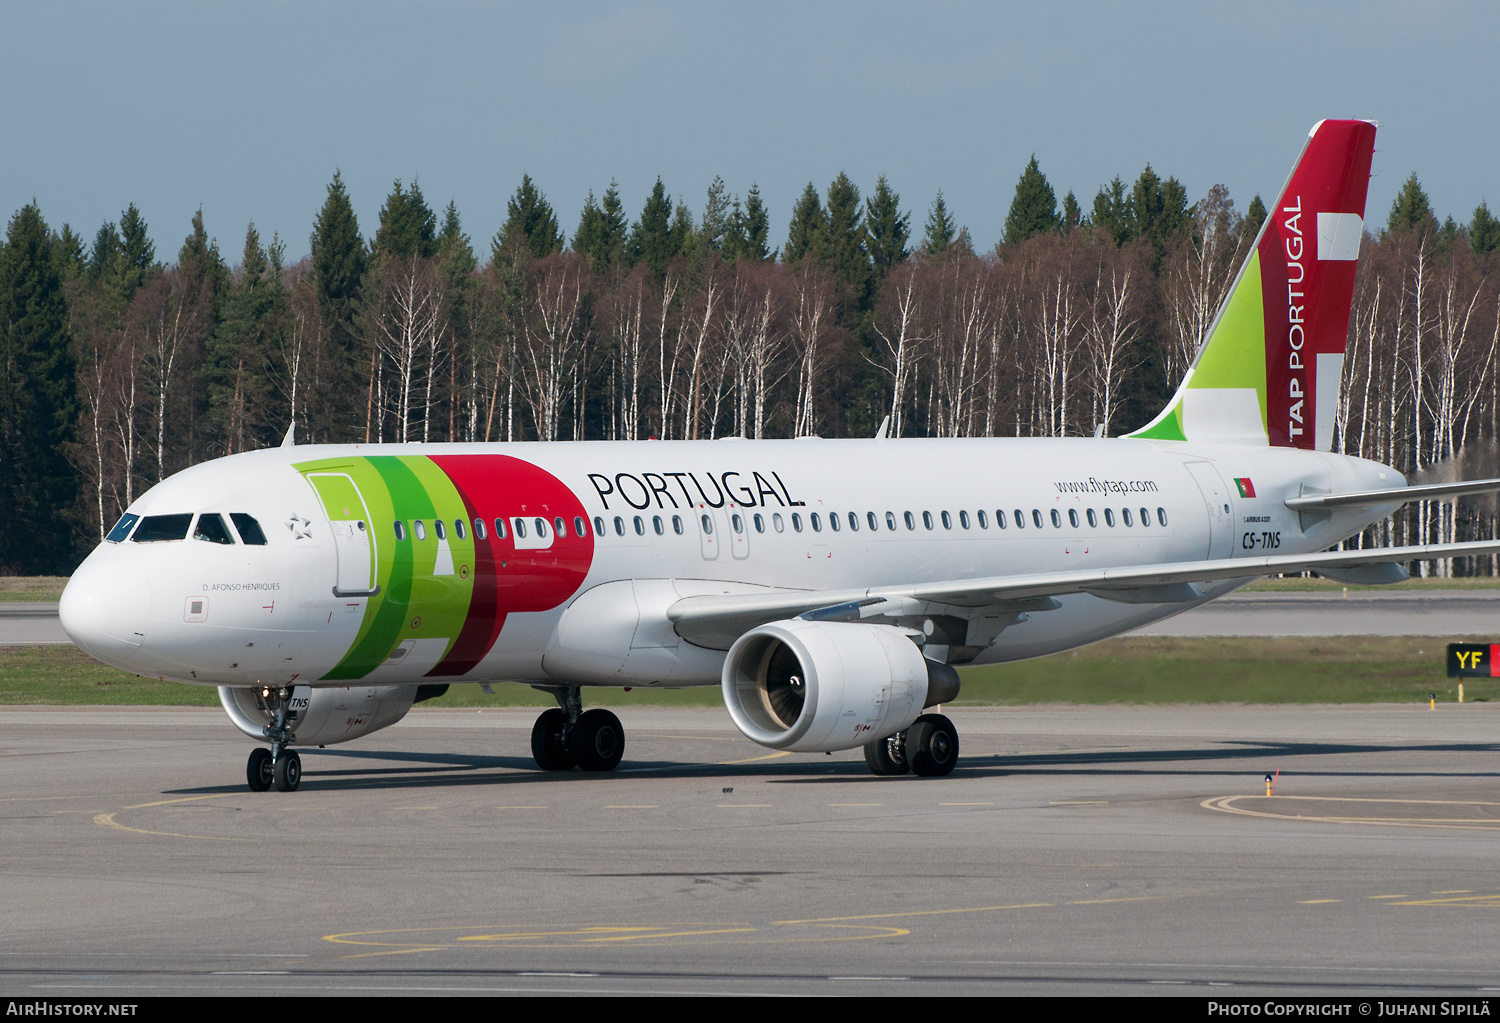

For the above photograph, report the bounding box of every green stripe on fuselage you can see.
[295,454,476,680]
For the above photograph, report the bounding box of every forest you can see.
[2,157,1498,575]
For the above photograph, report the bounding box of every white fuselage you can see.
[60,436,1401,691]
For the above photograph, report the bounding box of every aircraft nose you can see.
[59,560,152,660]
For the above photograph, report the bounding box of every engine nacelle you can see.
[219,685,417,747]
[722,619,948,753]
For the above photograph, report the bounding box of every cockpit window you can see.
[105,513,140,543]
[131,514,193,542]
[193,514,235,545]
[230,514,268,546]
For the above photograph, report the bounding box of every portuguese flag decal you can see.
[1234,477,1256,499]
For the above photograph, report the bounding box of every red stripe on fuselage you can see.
[427,454,595,677]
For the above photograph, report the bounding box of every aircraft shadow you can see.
[156,737,1500,795]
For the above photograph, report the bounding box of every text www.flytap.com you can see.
[1053,478,1160,495]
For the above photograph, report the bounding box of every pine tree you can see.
[1244,194,1268,238]
[310,170,366,334]
[574,182,629,267]
[923,190,956,255]
[494,174,563,261]
[117,203,157,296]
[865,175,909,279]
[1061,190,1082,232]
[784,183,827,263]
[697,176,731,257]
[374,179,437,259]
[204,224,281,454]
[735,185,771,262]
[1470,201,1500,256]
[87,222,122,286]
[1004,155,1060,244]
[1387,173,1433,234]
[671,202,696,259]
[628,178,677,275]
[1092,176,1131,245]
[0,203,77,572]
[51,224,86,282]
[824,173,872,305]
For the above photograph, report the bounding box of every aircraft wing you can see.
[666,539,1500,649]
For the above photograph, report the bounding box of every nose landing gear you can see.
[245,685,303,792]
[530,685,624,772]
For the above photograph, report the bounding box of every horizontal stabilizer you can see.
[1285,478,1500,511]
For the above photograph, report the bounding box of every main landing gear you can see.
[530,685,624,773]
[862,713,959,777]
[245,685,302,792]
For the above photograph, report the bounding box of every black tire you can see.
[864,732,910,776]
[247,747,273,792]
[273,750,302,792]
[531,708,577,771]
[908,714,959,777]
[571,709,624,772]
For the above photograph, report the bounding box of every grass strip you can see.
[3,637,1487,708]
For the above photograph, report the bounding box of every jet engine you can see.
[721,619,958,753]
[219,684,418,747]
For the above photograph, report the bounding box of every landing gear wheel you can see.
[907,714,959,777]
[273,749,302,792]
[531,708,577,771]
[247,748,273,792]
[571,709,624,772]
[864,731,910,776]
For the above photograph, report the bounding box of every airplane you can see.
[59,119,1500,793]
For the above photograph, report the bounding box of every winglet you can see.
[280,421,296,448]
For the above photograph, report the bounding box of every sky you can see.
[2,1,1496,266]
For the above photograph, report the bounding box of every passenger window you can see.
[1087,509,1097,527]
[849,512,860,531]
[495,518,509,539]
[1140,507,1150,527]
[1158,507,1168,526]
[434,520,446,540]
[1031,510,1043,529]
[673,515,684,535]
[828,513,839,532]
[535,518,548,538]
[633,516,644,536]
[904,511,916,530]
[1067,509,1079,528]
[230,513,267,545]
[614,516,625,536]
[455,520,466,540]
[868,512,879,531]
[193,513,235,545]
[513,519,526,539]
[792,513,803,532]
[811,513,822,532]
[554,516,566,537]
[474,518,487,540]
[1104,508,1116,527]
[574,516,586,537]
[701,514,713,535]
[414,520,427,540]
[941,511,953,530]
[885,512,896,531]
[922,511,934,530]
[960,510,971,529]
[773,514,784,532]
[593,516,605,536]
[1014,510,1025,529]
[132,514,193,542]
[106,513,140,543]
[394,520,407,541]
[753,513,764,533]
[733,513,745,534]
[653,515,664,536]
[1123,508,1134,527]
[1050,509,1061,528]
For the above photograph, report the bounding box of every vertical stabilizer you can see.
[1129,119,1376,448]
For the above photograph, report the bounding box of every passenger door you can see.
[307,472,380,596]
